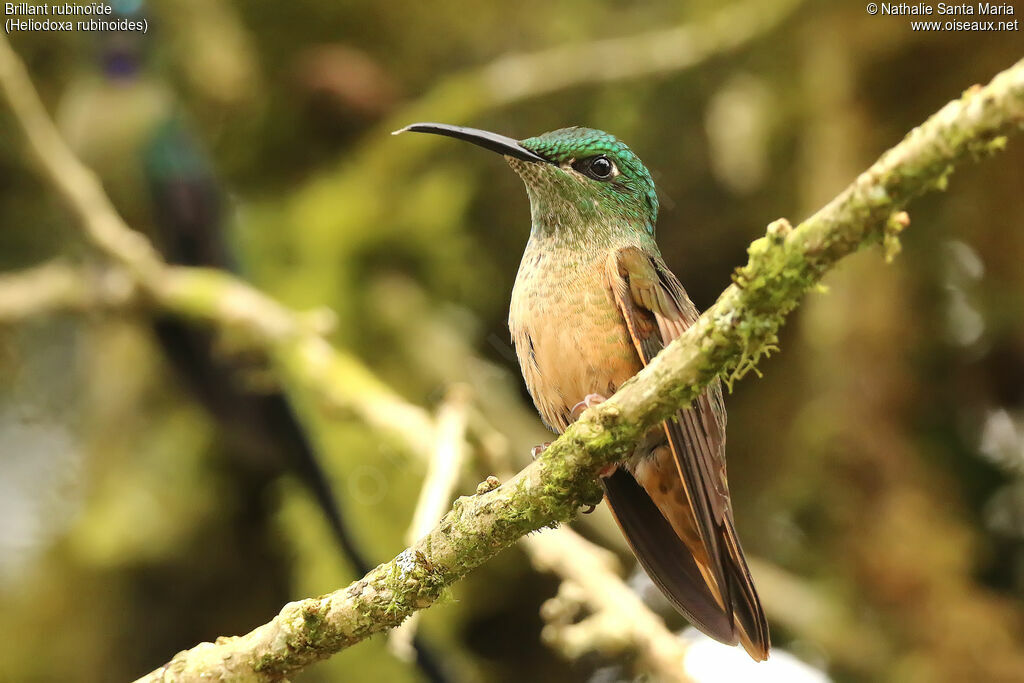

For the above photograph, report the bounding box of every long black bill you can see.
[393,122,551,164]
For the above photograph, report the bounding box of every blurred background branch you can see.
[0,31,438,463]
[374,0,806,141]
[0,260,137,322]
[389,385,472,662]
[525,528,694,683]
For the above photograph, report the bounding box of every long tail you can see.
[721,514,770,660]
[603,461,769,661]
[603,467,736,641]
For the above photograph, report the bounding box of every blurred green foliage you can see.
[1,1,1023,681]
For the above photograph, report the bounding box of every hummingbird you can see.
[395,123,770,661]
[59,40,372,576]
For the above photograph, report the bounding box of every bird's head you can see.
[394,123,659,241]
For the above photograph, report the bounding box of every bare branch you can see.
[525,528,693,683]
[331,0,807,191]
[469,0,803,108]
[0,260,138,323]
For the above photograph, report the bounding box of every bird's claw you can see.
[530,442,551,460]
[571,393,607,420]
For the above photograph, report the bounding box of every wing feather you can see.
[604,246,769,660]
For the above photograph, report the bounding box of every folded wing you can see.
[603,246,769,661]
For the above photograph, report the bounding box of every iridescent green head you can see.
[394,123,659,240]
[517,127,658,233]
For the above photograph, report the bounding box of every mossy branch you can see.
[3,27,1022,683]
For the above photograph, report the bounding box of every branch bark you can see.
[0,260,138,322]
[2,28,1022,683]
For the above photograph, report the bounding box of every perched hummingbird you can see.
[396,123,770,661]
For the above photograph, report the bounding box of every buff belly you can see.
[509,243,704,555]
[508,246,641,433]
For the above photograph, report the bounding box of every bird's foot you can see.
[530,442,552,460]
[571,393,607,420]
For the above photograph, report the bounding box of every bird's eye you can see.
[573,155,616,181]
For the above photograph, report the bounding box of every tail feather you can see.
[722,518,770,661]
[603,468,737,645]
[604,464,770,661]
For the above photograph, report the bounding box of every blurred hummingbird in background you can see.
[55,11,456,682]
[396,123,770,661]
[57,16,372,578]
